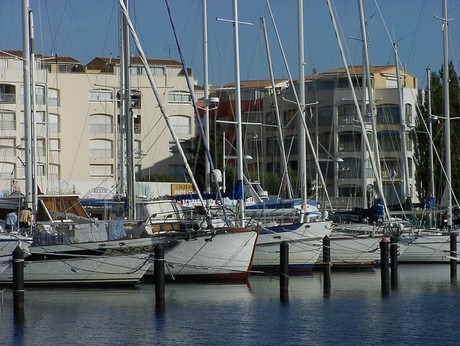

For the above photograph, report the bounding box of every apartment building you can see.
[0,50,196,199]
[210,66,419,210]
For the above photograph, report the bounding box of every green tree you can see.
[414,61,460,203]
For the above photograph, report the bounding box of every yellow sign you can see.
[171,183,193,195]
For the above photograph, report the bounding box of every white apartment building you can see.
[0,51,196,199]
[227,66,419,210]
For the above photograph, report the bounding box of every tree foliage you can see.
[414,61,460,203]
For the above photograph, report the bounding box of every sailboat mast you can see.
[427,68,436,228]
[22,0,33,210]
[326,0,389,217]
[118,4,126,202]
[442,0,452,228]
[233,0,245,227]
[394,43,411,201]
[298,0,308,220]
[261,17,293,199]
[358,0,380,208]
[121,0,135,220]
[203,0,211,195]
[29,8,38,213]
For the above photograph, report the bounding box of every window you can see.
[89,89,113,102]
[405,103,413,124]
[338,132,361,152]
[58,65,76,73]
[89,139,113,158]
[116,90,142,109]
[34,111,45,123]
[0,111,16,130]
[34,85,46,105]
[169,90,191,104]
[318,107,333,127]
[131,66,144,75]
[337,77,362,88]
[36,139,46,157]
[36,163,45,177]
[337,104,357,125]
[380,158,400,179]
[89,114,113,134]
[377,131,400,152]
[0,84,16,103]
[134,140,145,159]
[150,67,164,76]
[49,164,60,180]
[49,139,60,152]
[49,113,60,133]
[48,88,60,107]
[21,85,45,105]
[338,158,361,179]
[315,80,335,90]
[170,115,190,135]
[377,104,400,125]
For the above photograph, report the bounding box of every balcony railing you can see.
[0,93,16,103]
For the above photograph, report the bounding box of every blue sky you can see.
[1,0,460,89]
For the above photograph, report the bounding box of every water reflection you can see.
[1,265,460,345]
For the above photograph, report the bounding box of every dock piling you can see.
[154,244,165,311]
[380,238,390,295]
[322,235,331,295]
[390,236,398,289]
[450,232,457,280]
[280,241,289,302]
[12,246,25,323]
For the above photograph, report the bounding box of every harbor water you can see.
[1,264,460,345]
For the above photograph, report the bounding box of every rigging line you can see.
[265,0,332,208]
[119,1,210,217]
[327,0,389,217]
[164,0,226,209]
[406,0,426,67]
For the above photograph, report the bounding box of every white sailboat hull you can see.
[162,228,258,281]
[0,253,150,286]
[252,221,332,273]
[398,233,459,263]
[326,233,384,267]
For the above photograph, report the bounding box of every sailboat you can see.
[113,0,258,281]
[318,0,408,269]
[222,0,332,274]
[397,0,459,263]
[0,1,153,286]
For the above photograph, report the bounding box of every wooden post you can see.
[390,236,398,289]
[280,241,289,302]
[154,244,165,312]
[450,232,457,280]
[13,246,25,323]
[323,235,331,295]
[380,238,389,295]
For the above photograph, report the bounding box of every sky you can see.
[1,0,460,89]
